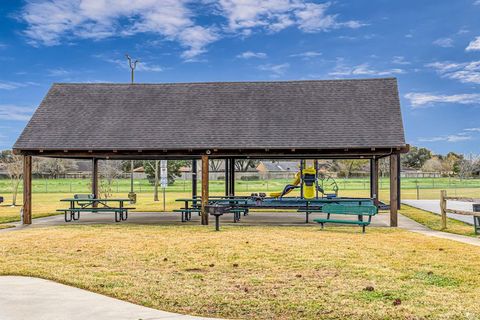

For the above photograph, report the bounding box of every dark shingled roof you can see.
[14,78,405,151]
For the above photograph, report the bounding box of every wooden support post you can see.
[397,154,401,210]
[92,158,99,198]
[440,190,447,230]
[300,160,304,199]
[314,160,319,199]
[370,158,379,206]
[225,159,230,197]
[192,159,197,199]
[201,155,209,225]
[229,158,235,196]
[22,155,32,225]
[390,154,398,227]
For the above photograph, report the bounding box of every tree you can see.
[1,151,23,206]
[37,158,78,178]
[401,146,432,169]
[421,158,443,173]
[234,159,259,172]
[144,160,189,190]
[458,154,480,179]
[142,160,161,201]
[334,160,369,178]
[99,160,122,199]
[120,160,143,173]
[209,159,224,172]
[442,152,463,175]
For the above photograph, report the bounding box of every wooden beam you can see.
[390,154,398,227]
[92,158,99,198]
[225,159,230,197]
[192,159,197,200]
[201,154,209,225]
[397,154,401,209]
[22,155,32,225]
[14,146,410,160]
[370,158,379,206]
[229,158,235,196]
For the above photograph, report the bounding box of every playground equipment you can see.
[270,161,338,199]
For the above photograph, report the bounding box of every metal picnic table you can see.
[58,196,134,222]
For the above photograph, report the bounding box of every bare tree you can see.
[235,159,259,172]
[458,154,480,179]
[422,158,443,174]
[99,160,122,199]
[209,159,223,172]
[37,158,78,178]
[1,152,23,206]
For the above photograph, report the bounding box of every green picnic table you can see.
[58,194,135,223]
[174,197,249,222]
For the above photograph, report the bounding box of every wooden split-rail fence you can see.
[440,190,480,234]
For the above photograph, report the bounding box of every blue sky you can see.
[1,0,480,155]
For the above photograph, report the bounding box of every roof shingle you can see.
[14,78,406,151]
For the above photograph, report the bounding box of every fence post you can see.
[440,190,447,230]
[416,183,419,200]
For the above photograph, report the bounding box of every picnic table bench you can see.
[58,194,135,223]
[308,204,378,233]
[174,197,249,222]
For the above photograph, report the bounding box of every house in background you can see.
[257,160,335,179]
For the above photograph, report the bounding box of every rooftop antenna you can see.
[125,53,139,84]
[125,53,139,205]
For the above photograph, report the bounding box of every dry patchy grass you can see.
[1,225,480,319]
[400,205,477,237]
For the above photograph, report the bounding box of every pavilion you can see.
[13,78,408,226]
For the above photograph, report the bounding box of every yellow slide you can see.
[270,167,317,199]
[269,172,301,198]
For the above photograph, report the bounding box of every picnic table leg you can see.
[215,214,221,231]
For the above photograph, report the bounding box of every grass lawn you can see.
[1,225,480,319]
[401,204,477,237]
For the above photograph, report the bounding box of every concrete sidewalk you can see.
[0,276,219,320]
[402,199,477,225]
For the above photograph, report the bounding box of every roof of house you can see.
[14,78,406,154]
[259,161,300,172]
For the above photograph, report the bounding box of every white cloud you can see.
[21,0,217,59]
[258,63,290,76]
[329,63,404,77]
[0,81,37,90]
[427,60,480,84]
[466,36,480,51]
[0,105,34,121]
[405,92,480,107]
[392,56,410,65]
[465,128,480,132]
[419,134,472,143]
[433,37,453,48]
[47,68,71,77]
[289,51,322,59]
[214,0,364,34]
[237,51,267,59]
